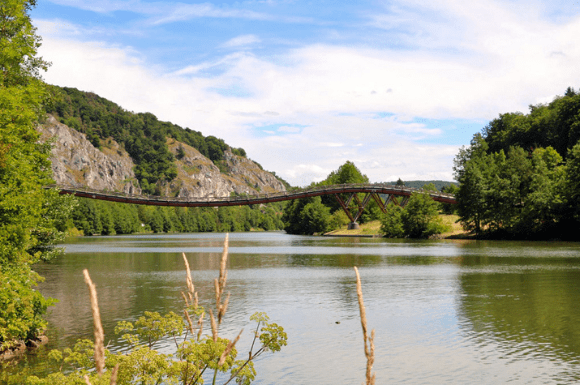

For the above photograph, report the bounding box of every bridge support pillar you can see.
[348,222,360,230]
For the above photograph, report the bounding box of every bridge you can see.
[48,183,456,229]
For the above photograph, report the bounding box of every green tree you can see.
[401,192,446,238]
[380,205,404,238]
[0,0,71,349]
[563,142,580,233]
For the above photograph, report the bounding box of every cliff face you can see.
[165,139,286,198]
[38,115,286,197]
[38,115,141,194]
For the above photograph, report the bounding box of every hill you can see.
[40,86,287,197]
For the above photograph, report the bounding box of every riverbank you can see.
[325,215,472,239]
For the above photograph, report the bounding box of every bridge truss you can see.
[48,183,456,227]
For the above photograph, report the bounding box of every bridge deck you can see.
[47,183,457,207]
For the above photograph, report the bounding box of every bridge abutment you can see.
[347,222,360,230]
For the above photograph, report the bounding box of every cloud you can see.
[34,0,580,185]
[149,3,272,25]
[46,0,158,14]
[277,126,301,133]
[221,35,261,48]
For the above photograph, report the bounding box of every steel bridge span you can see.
[48,183,456,228]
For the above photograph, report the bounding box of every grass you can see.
[325,214,471,239]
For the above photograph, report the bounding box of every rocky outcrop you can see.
[38,116,286,197]
[37,115,141,194]
[165,139,286,197]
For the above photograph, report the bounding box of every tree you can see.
[0,0,72,349]
[300,199,331,235]
[401,192,446,238]
[563,142,580,233]
[380,205,404,238]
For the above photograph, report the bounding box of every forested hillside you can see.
[455,86,580,240]
[46,86,250,194]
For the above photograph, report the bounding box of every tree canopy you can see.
[0,0,72,349]
[454,87,580,239]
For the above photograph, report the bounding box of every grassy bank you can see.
[325,214,470,239]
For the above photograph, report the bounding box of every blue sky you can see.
[31,0,580,186]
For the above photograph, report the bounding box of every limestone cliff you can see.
[164,138,286,197]
[38,115,286,197]
[38,115,141,194]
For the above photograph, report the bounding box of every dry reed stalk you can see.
[218,329,243,366]
[110,363,120,385]
[181,291,190,308]
[354,266,375,385]
[214,234,230,324]
[209,308,218,342]
[83,269,105,376]
[197,312,204,341]
[83,375,92,385]
[182,252,197,307]
[184,309,195,336]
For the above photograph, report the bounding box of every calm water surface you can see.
[29,232,580,384]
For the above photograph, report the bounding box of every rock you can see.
[37,116,286,198]
[38,115,142,194]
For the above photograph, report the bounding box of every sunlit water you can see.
[24,232,580,383]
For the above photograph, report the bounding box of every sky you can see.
[31,0,580,187]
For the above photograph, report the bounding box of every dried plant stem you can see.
[218,329,243,366]
[215,234,230,324]
[354,266,376,385]
[83,269,105,376]
[209,309,218,343]
[184,309,195,336]
[182,252,198,308]
[110,363,120,385]
[197,312,204,341]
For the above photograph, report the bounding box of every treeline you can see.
[455,86,580,240]
[283,162,385,235]
[46,86,247,194]
[71,198,286,235]
[282,161,457,237]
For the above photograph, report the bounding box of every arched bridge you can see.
[48,183,456,226]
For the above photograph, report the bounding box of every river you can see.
[27,232,580,384]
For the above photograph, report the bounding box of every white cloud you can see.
[221,35,261,48]
[277,126,301,133]
[46,0,158,14]
[150,3,272,25]
[34,0,580,186]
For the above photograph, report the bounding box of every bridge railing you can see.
[46,183,457,204]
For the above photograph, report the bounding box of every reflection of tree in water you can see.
[457,262,580,365]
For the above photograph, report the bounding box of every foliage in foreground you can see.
[0,0,75,350]
[16,237,287,385]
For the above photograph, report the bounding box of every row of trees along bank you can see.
[454,87,580,240]
[71,198,286,235]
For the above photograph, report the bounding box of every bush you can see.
[380,205,405,238]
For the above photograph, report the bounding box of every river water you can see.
[29,232,580,384]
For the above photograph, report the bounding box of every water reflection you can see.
[27,233,580,384]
